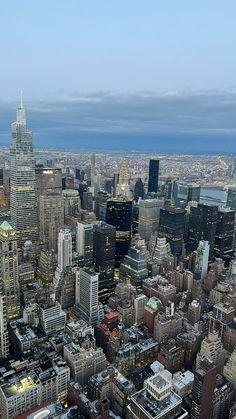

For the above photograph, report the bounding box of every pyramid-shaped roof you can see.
[0,221,14,231]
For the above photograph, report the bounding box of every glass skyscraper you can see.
[10,95,38,246]
[148,159,159,193]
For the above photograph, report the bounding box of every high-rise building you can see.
[116,160,130,198]
[176,182,200,203]
[148,159,159,193]
[35,167,62,198]
[159,206,185,257]
[39,193,64,250]
[76,268,101,326]
[93,222,116,302]
[63,189,80,216]
[9,95,38,245]
[227,187,236,209]
[106,198,132,265]
[187,203,218,259]
[119,234,149,287]
[127,369,188,419]
[138,199,163,241]
[0,286,9,359]
[191,357,216,419]
[134,178,144,202]
[90,153,96,188]
[194,240,210,280]
[196,330,225,374]
[57,229,72,271]
[223,348,236,395]
[214,207,235,261]
[76,221,94,264]
[0,221,20,319]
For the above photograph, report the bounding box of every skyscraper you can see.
[76,268,101,326]
[194,240,210,281]
[116,160,130,198]
[191,357,216,419]
[214,207,235,262]
[187,203,218,259]
[138,199,163,241]
[57,229,72,271]
[148,159,159,193]
[76,221,94,265]
[158,206,186,257]
[93,221,116,302]
[106,198,132,265]
[39,193,64,250]
[10,95,38,246]
[0,221,20,319]
[0,286,9,359]
[134,178,144,202]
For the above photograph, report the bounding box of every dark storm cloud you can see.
[1,89,236,139]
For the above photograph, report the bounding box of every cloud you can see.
[1,89,236,143]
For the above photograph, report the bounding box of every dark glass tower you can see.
[187,203,218,259]
[148,159,159,193]
[134,178,144,202]
[158,206,185,257]
[106,198,132,265]
[10,95,38,246]
[93,221,116,302]
[214,208,235,262]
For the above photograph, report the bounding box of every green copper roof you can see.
[0,221,14,231]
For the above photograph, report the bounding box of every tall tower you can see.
[57,229,72,271]
[76,268,100,326]
[148,159,159,193]
[191,357,216,419]
[116,160,130,198]
[10,94,38,246]
[194,240,210,280]
[0,221,20,319]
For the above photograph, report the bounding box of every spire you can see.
[16,91,26,126]
[20,90,23,109]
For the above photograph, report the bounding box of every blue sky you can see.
[1,1,235,97]
[0,1,236,151]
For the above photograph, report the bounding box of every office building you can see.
[38,299,66,335]
[55,266,76,309]
[37,249,57,291]
[223,349,236,395]
[93,222,116,302]
[9,96,38,245]
[191,358,216,419]
[106,198,132,264]
[35,167,62,197]
[176,182,200,203]
[127,369,188,419]
[134,294,148,325]
[64,343,106,386]
[138,199,163,241]
[116,160,130,198]
[134,178,144,202]
[0,286,9,359]
[148,159,159,193]
[196,330,225,374]
[0,221,20,319]
[119,234,149,287]
[194,240,210,280]
[187,203,218,259]
[57,229,72,271]
[76,268,101,326]
[39,193,64,250]
[159,206,185,257]
[63,189,80,216]
[0,358,69,419]
[214,207,235,261]
[76,221,94,264]
[88,366,135,418]
[227,187,236,209]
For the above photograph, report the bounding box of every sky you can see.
[0,1,236,152]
